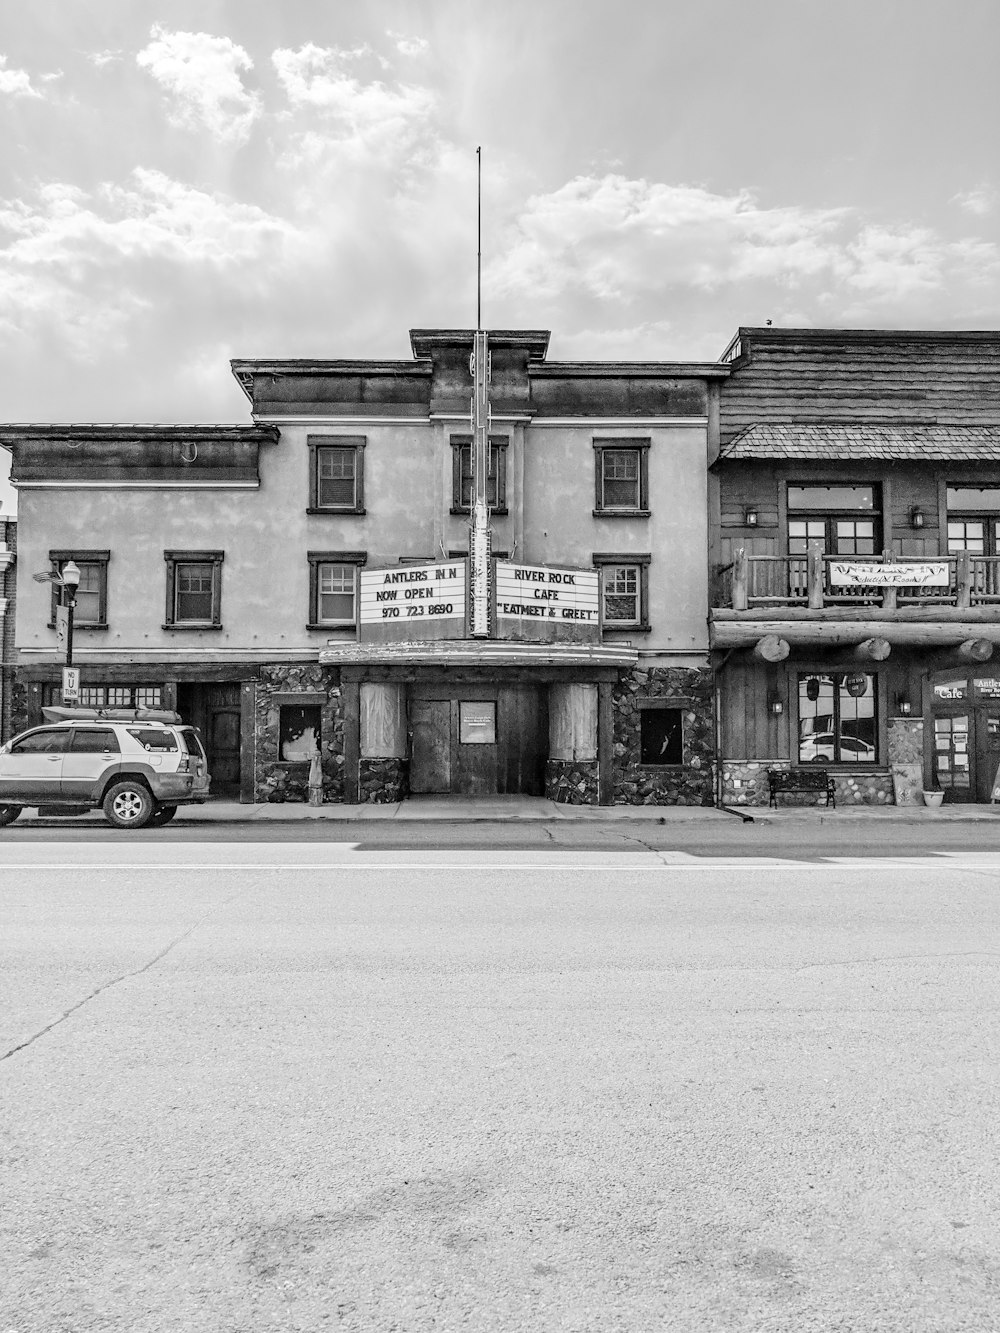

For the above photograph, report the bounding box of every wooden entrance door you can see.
[497,685,548,795]
[177,682,242,797]
[974,708,1000,801]
[410,699,451,793]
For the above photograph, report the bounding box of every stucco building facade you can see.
[2,328,726,805]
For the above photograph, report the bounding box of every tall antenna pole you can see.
[469,145,491,636]
[476,145,482,330]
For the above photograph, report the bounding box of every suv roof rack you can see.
[41,706,184,725]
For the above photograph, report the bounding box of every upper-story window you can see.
[593,552,651,631]
[308,437,366,514]
[946,487,1000,555]
[307,550,367,630]
[164,550,223,629]
[593,440,650,515]
[451,437,507,513]
[48,549,110,629]
[787,485,880,555]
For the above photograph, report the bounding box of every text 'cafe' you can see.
[318,554,636,803]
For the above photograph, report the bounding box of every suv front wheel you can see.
[0,804,22,827]
[103,781,154,830]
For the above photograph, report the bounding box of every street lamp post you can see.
[60,560,81,701]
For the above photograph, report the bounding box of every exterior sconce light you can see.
[745,507,758,528]
[910,506,924,530]
[767,690,784,716]
[895,693,912,717]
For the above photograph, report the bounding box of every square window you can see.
[164,551,223,628]
[594,442,649,513]
[279,704,322,761]
[593,553,650,631]
[798,674,877,764]
[451,437,507,512]
[308,437,365,513]
[308,551,366,630]
[640,709,683,765]
[49,550,110,628]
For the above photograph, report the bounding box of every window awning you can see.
[319,639,638,668]
[720,423,1000,461]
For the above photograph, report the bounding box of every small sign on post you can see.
[62,666,80,702]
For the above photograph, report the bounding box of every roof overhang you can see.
[718,423,1000,463]
[319,639,638,668]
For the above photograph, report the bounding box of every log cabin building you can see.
[1,328,725,805]
[712,327,1000,805]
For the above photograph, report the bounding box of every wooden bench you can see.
[767,768,836,808]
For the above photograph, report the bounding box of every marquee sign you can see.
[359,561,467,641]
[495,561,601,642]
[829,561,950,587]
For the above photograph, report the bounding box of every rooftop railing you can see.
[718,549,1000,611]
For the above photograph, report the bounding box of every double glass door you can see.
[931,675,1000,801]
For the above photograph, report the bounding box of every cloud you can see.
[952,184,997,217]
[487,174,1000,314]
[272,43,435,159]
[390,33,430,58]
[88,50,123,69]
[0,54,42,98]
[0,169,297,355]
[136,25,261,144]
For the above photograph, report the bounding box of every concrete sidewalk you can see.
[31,795,998,825]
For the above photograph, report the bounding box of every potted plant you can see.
[922,783,945,809]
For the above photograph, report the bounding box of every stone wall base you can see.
[723,759,894,807]
[613,666,715,806]
[359,757,409,803]
[545,758,599,805]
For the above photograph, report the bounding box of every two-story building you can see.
[712,327,1000,805]
[1,328,727,805]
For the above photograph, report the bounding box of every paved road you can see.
[3,844,999,1332]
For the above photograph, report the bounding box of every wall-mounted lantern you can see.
[744,506,759,528]
[895,692,912,716]
[910,506,925,530]
[767,690,784,716]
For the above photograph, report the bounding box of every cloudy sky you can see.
[1,0,998,509]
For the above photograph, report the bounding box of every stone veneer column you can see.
[547,683,599,804]
[888,715,925,806]
[359,682,409,803]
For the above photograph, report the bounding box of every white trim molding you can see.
[15,480,261,490]
[530,416,708,429]
[254,414,432,427]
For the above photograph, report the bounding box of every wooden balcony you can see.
[712,549,1000,656]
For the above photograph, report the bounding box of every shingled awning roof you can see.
[720,423,1000,461]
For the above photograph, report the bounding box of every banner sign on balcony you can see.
[495,561,601,642]
[359,561,467,641]
[828,561,950,587]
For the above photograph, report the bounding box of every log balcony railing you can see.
[717,549,1000,612]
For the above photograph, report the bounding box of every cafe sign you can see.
[829,561,950,587]
[495,561,601,641]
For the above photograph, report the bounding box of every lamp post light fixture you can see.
[60,559,81,685]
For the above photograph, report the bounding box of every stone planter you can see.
[922,790,945,809]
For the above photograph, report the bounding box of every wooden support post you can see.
[360,682,407,758]
[853,637,892,662]
[342,678,360,804]
[881,549,897,612]
[753,635,790,663]
[597,681,613,806]
[956,638,993,663]
[956,550,973,610]
[731,547,748,611]
[807,545,824,610]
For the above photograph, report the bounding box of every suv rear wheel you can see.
[103,780,154,830]
[0,804,22,827]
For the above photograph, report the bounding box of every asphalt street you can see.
[3,842,1000,1332]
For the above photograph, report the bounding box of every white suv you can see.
[0,707,211,829]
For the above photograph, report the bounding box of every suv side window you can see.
[11,729,70,754]
[69,729,121,753]
[127,729,178,751]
